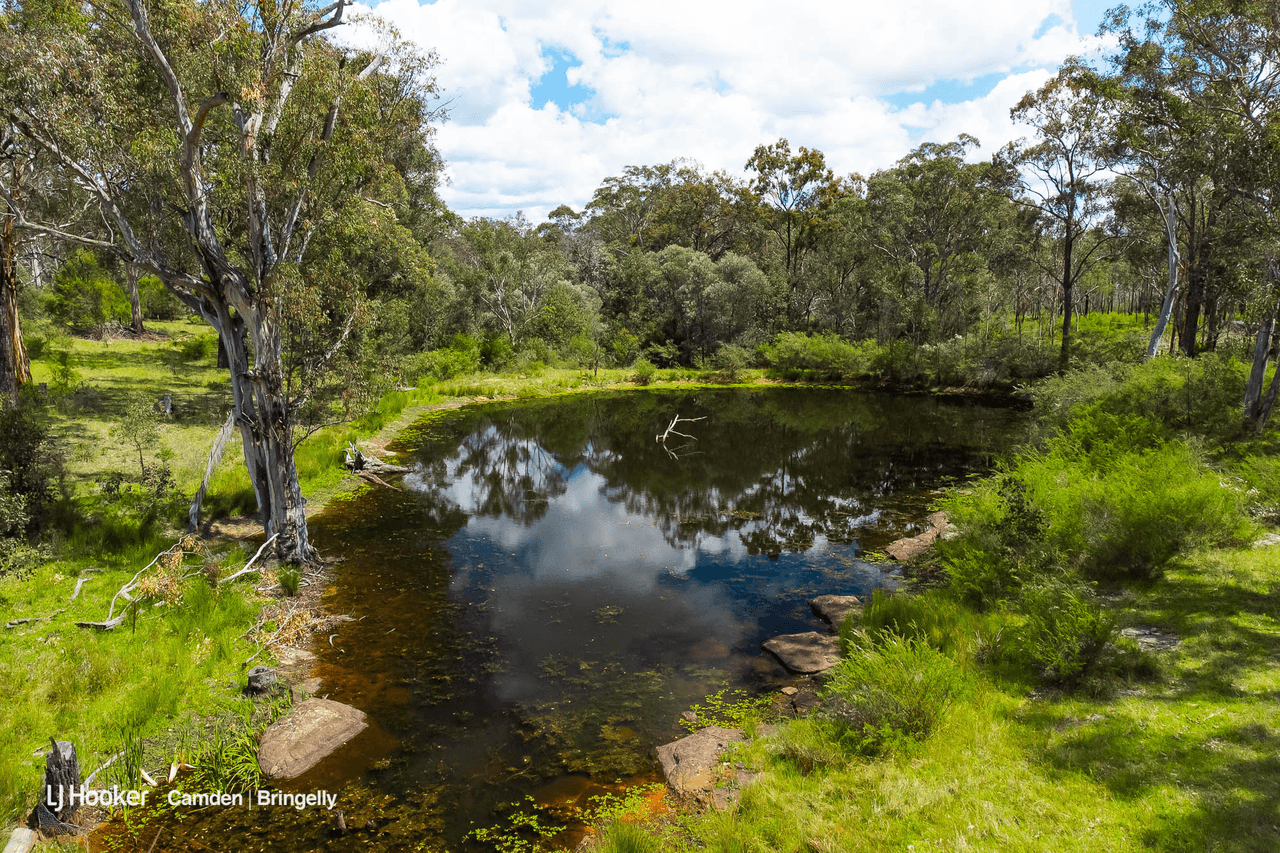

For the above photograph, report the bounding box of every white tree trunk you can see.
[1146,193,1180,360]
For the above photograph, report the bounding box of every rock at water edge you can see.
[275,646,317,667]
[258,698,367,780]
[763,632,840,674]
[655,726,745,799]
[247,666,278,693]
[290,677,323,704]
[809,594,861,629]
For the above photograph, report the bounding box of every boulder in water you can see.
[763,632,840,674]
[809,594,861,629]
[258,699,367,779]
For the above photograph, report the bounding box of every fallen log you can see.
[75,616,126,631]
[218,534,279,586]
[343,442,411,474]
[357,470,402,491]
[5,608,66,630]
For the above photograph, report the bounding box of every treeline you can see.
[382,1,1280,429]
[5,0,1280,558]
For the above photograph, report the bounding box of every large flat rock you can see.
[258,698,367,780]
[809,594,861,629]
[763,632,840,674]
[655,726,745,799]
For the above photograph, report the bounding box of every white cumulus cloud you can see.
[349,0,1109,220]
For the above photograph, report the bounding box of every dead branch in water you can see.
[656,414,707,459]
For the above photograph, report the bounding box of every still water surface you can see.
[103,388,1026,851]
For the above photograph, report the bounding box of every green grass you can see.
[593,542,1280,852]
[29,320,234,497]
[0,542,265,823]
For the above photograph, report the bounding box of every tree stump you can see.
[247,666,278,694]
[35,739,80,834]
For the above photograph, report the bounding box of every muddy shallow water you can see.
[96,387,1026,852]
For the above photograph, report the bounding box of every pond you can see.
[99,387,1026,852]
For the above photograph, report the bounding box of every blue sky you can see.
[352,0,1117,220]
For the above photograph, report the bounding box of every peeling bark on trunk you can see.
[197,291,316,564]
[188,409,235,531]
[0,208,31,400]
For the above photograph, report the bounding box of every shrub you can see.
[278,566,301,597]
[111,392,163,478]
[0,471,30,538]
[822,634,968,756]
[172,334,216,363]
[630,358,656,385]
[401,335,482,383]
[709,343,750,381]
[1237,452,1280,525]
[49,348,80,393]
[761,332,867,382]
[869,339,925,384]
[947,437,1245,585]
[1023,439,1243,580]
[480,334,514,370]
[1008,577,1113,685]
[1029,354,1247,449]
[939,475,1050,607]
[46,250,130,333]
[138,274,185,320]
[0,400,59,533]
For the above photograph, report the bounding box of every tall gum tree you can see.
[745,139,839,324]
[0,0,442,561]
[0,123,33,399]
[1004,67,1117,371]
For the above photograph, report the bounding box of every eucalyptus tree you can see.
[1003,67,1118,370]
[0,124,33,399]
[0,0,443,561]
[1097,8,1254,359]
[805,186,871,339]
[745,139,839,322]
[864,135,1016,340]
[1111,0,1280,426]
[448,214,577,350]
[1100,0,1280,422]
[584,159,759,260]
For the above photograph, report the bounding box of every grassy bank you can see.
[589,542,1280,852]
